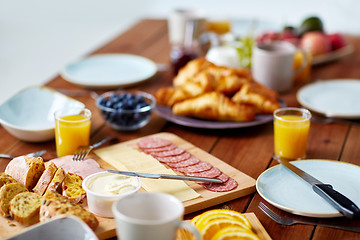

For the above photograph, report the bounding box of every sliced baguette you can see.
[5,156,45,190]
[44,167,66,195]
[40,191,98,230]
[0,173,17,188]
[10,192,42,226]
[0,182,28,217]
[62,172,86,203]
[33,162,58,195]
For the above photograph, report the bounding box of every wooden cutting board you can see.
[0,132,257,240]
[93,132,257,239]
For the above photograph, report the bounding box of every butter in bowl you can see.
[82,171,141,218]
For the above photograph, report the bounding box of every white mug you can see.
[112,192,200,240]
[252,41,308,92]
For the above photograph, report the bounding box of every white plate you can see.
[61,54,157,88]
[256,159,360,218]
[297,79,360,119]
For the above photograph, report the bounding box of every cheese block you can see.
[5,156,45,190]
[10,192,42,226]
[0,182,28,217]
[95,144,200,202]
[33,162,57,195]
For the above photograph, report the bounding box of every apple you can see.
[300,31,331,56]
[327,33,347,50]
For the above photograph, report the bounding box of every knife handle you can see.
[313,184,360,219]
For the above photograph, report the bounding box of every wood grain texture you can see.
[1,19,360,239]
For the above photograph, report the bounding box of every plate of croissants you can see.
[154,58,285,129]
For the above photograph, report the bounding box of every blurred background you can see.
[1,0,358,104]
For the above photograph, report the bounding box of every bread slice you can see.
[62,172,86,203]
[0,173,17,188]
[33,162,58,195]
[5,156,45,190]
[0,182,28,217]
[40,191,98,230]
[10,192,42,226]
[44,167,66,195]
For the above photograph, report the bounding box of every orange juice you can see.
[55,109,91,157]
[274,108,311,160]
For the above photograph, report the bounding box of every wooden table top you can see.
[1,19,360,240]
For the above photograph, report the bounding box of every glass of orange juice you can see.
[274,107,311,160]
[54,108,91,157]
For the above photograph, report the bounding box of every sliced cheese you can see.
[94,144,200,202]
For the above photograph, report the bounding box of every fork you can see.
[258,202,360,233]
[72,137,109,161]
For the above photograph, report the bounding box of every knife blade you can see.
[274,156,360,219]
[107,170,223,184]
[0,150,46,159]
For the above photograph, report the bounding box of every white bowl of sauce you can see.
[82,171,141,218]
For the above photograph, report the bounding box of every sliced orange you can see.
[212,227,260,240]
[194,209,252,231]
[200,219,251,240]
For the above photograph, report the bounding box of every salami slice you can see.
[187,167,222,179]
[143,144,177,154]
[167,156,200,168]
[202,178,238,192]
[155,152,191,163]
[150,147,185,158]
[216,173,230,183]
[176,161,213,174]
[137,137,172,149]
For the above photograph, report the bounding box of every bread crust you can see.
[45,167,66,195]
[5,156,45,190]
[33,162,58,195]
[40,191,98,230]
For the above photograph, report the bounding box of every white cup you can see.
[252,41,308,92]
[112,192,200,240]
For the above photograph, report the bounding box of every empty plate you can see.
[61,54,157,88]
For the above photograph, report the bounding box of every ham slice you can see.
[46,155,104,179]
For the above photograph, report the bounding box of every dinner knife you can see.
[107,170,223,183]
[0,150,46,159]
[275,156,360,219]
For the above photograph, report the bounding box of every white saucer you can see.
[61,54,157,88]
[256,159,360,218]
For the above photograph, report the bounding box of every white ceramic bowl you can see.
[7,215,98,240]
[82,171,142,218]
[0,86,84,142]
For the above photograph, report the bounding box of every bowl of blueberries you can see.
[96,90,156,130]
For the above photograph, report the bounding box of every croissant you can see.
[172,92,256,122]
[232,82,281,114]
[174,58,252,95]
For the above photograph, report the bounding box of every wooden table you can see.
[1,19,360,240]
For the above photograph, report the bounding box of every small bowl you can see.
[96,90,155,131]
[0,86,84,142]
[82,171,142,218]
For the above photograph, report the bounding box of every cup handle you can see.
[294,49,309,76]
[179,221,201,240]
